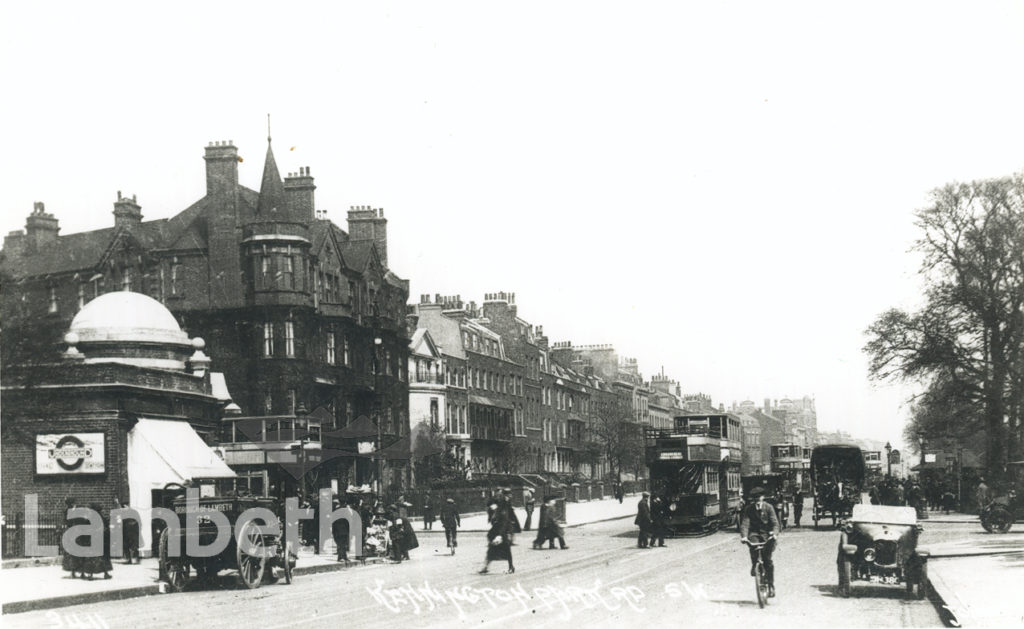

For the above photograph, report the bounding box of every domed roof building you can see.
[1,291,235,556]
[66,291,201,370]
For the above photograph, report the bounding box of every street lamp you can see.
[916,433,929,519]
[374,336,384,496]
[291,403,309,502]
[885,442,892,477]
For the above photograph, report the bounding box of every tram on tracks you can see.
[770,444,812,493]
[644,412,743,533]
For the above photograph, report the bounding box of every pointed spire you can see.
[256,125,288,216]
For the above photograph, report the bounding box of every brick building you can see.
[0,292,235,556]
[0,135,411,498]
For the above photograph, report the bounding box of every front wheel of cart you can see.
[236,520,266,589]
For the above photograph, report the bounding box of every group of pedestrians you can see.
[634,492,666,548]
[60,497,129,581]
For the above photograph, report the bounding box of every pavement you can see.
[0,493,639,615]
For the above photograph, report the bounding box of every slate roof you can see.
[340,240,374,272]
[415,307,467,360]
[1,185,265,281]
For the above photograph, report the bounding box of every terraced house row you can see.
[1,134,813,509]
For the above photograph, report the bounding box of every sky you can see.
[2,1,1023,451]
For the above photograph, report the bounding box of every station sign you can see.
[36,433,105,474]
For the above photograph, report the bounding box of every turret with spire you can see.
[242,116,314,307]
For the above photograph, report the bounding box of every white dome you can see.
[70,291,190,346]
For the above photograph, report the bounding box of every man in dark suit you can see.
[740,487,780,597]
[440,498,461,551]
[635,492,652,548]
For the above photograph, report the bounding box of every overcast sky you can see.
[3,1,1023,450]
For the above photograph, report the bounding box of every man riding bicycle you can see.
[740,486,780,597]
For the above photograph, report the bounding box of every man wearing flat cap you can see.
[635,491,652,548]
[740,486,780,596]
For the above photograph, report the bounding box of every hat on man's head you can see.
[487,501,499,510]
[749,487,765,497]
[642,491,650,497]
[446,498,454,503]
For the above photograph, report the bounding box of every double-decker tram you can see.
[770,444,812,492]
[644,413,743,533]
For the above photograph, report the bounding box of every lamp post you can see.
[916,433,928,519]
[293,403,309,502]
[885,442,892,477]
[374,336,383,496]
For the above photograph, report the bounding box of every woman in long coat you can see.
[479,502,514,574]
[61,497,83,578]
[80,503,112,580]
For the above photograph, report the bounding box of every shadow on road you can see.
[709,599,761,607]
[812,583,917,600]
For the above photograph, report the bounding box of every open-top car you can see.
[837,504,929,599]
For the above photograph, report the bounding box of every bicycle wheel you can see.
[755,562,768,608]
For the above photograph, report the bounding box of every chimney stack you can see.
[347,206,388,267]
[113,191,143,230]
[24,202,59,253]
[284,166,316,223]
[204,140,239,198]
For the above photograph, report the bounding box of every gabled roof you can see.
[415,306,467,360]
[340,240,375,273]
[311,220,346,268]
[1,220,170,278]
[409,328,442,359]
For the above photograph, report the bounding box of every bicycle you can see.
[743,537,775,608]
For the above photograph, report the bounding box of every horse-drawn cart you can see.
[157,489,296,592]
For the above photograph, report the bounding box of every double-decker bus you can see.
[770,444,812,492]
[644,413,743,533]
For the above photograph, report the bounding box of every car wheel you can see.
[838,557,852,598]
[989,507,1013,534]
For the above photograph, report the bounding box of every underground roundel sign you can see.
[36,433,105,474]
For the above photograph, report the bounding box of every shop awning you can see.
[379,435,412,460]
[322,415,379,440]
[469,394,513,410]
[128,418,236,488]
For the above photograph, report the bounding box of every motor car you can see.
[837,504,929,599]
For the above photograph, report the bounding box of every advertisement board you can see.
[36,432,106,474]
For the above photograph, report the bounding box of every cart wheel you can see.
[283,540,294,585]
[838,557,852,598]
[236,520,266,589]
[165,558,189,593]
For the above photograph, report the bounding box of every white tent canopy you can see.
[127,418,235,552]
